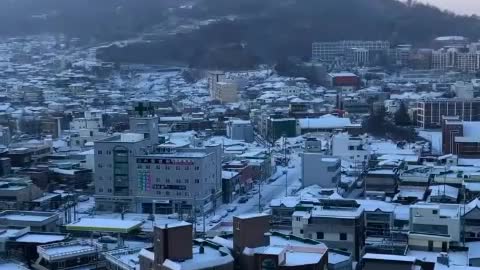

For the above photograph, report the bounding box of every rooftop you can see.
[66,218,143,233]
[38,241,98,261]
[162,240,233,270]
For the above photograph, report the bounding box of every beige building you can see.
[211,81,239,103]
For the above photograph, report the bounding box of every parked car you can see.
[238,197,249,204]
[98,235,117,243]
[77,195,89,202]
[210,215,222,224]
[167,213,179,219]
[227,205,237,212]
[220,210,228,218]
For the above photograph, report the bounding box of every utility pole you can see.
[258,181,262,213]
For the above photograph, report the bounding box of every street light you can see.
[283,169,288,197]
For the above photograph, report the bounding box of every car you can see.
[227,205,237,212]
[238,197,249,204]
[77,195,89,202]
[167,213,179,219]
[98,235,117,244]
[210,215,222,224]
[220,210,228,218]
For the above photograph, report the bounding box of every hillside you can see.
[97,0,480,69]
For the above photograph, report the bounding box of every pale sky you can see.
[414,0,480,16]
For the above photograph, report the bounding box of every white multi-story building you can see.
[70,110,104,131]
[331,133,370,164]
[432,48,480,72]
[312,40,390,62]
[226,120,254,143]
[409,203,461,252]
[211,81,239,103]
[301,153,340,188]
[452,81,475,99]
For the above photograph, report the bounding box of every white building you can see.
[452,81,475,99]
[331,133,370,164]
[226,120,254,143]
[409,203,461,252]
[301,153,341,188]
[211,81,239,103]
[70,110,104,131]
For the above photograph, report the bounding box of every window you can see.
[166,179,170,183]
[348,146,354,150]
[156,178,161,183]
[176,166,181,170]
[166,191,170,196]
[195,179,200,184]
[107,189,112,193]
[99,188,103,192]
[432,210,438,215]
[300,229,304,234]
[176,179,181,184]
[317,232,324,239]
[185,166,190,170]
[166,166,170,170]
[295,217,301,222]
[97,150,103,155]
[340,233,347,240]
[195,166,200,170]
[157,191,162,195]
[185,179,189,184]
[98,164,103,168]
[156,165,161,169]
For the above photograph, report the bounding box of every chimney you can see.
[437,252,449,266]
[153,222,193,270]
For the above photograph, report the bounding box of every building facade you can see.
[415,99,480,128]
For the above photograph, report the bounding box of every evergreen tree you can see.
[364,105,388,137]
[394,102,411,126]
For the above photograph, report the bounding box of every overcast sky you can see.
[414,0,480,16]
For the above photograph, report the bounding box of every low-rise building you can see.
[409,203,461,252]
[293,199,364,260]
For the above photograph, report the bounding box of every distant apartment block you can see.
[432,47,480,72]
[312,40,390,62]
[415,99,480,128]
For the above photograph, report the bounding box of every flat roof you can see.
[363,253,416,262]
[66,218,143,233]
[0,212,54,223]
[15,233,67,243]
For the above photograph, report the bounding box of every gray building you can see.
[94,118,222,214]
[301,153,340,188]
[293,199,365,260]
[226,120,254,143]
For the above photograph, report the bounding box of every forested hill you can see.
[96,0,480,68]
[3,0,477,69]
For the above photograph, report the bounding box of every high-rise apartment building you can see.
[312,40,390,62]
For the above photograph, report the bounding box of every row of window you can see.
[299,230,347,241]
[155,178,203,184]
[137,165,200,170]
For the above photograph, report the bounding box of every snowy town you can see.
[2,15,480,270]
